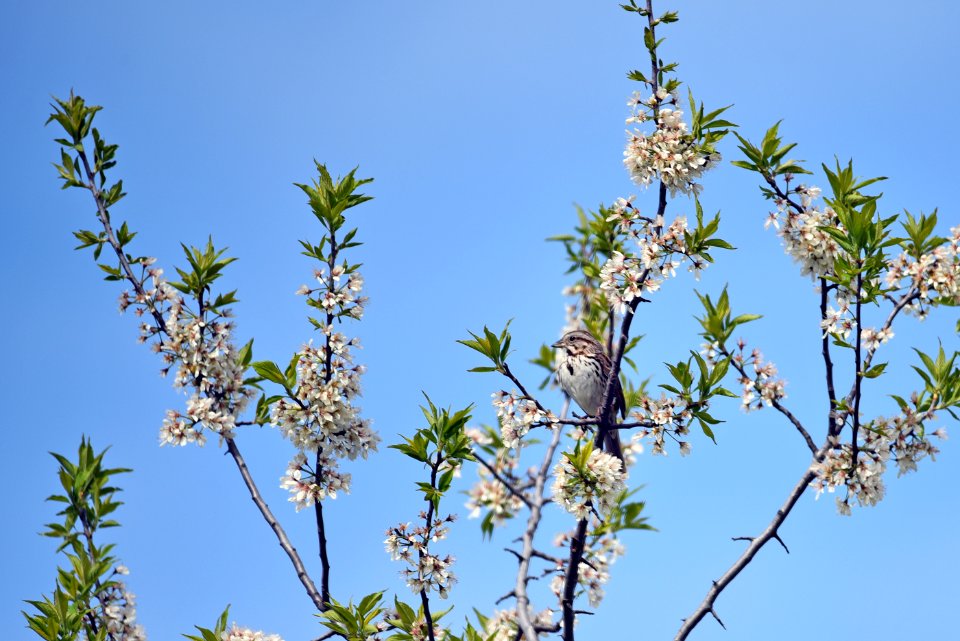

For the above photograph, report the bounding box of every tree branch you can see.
[820,278,839,435]
[474,453,532,509]
[514,401,567,641]
[722,346,817,455]
[75,146,325,612]
[674,456,820,640]
[226,439,325,610]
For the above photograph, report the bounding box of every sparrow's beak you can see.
[551,340,562,348]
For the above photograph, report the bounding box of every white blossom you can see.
[551,448,626,519]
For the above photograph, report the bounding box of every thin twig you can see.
[75,145,324,611]
[316,224,340,608]
[514,401,567,640]
[474,453,532,508]
[850,269,865,467]
[674,455,821,641]
[226,439,325,610]
[820,279,839,434]
[495,590,517,605]
[417,452,442,641]
[723,346,817,454]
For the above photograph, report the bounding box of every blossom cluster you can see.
[101,569,147,641]
[481,608,555,641]
[820,295,856,339]
[221,624,283,641]
[551,448,626,519]
[599,205,703,311]
[764,186,843,279]
[295,264,367,320]
[623,91,720,197]
[810,403,947,514]
[885,225,960,318]
[732,342,786,412]
[119,262,255,446]
[384,516,458,598]
[629,396,693,456]
[491,391,558,449]
[464,438,525,528]
[271,336,379,507]
[550,531,625,608]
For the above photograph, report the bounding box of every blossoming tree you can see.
[26,1,958,641]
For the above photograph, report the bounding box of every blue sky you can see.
[2,1,958,640]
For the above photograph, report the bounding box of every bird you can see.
[552,329,625,462]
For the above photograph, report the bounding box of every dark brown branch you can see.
[474,453,532,508]
[723,346,817,454]
[226,439,325,610]
[820,279,839,435]
[562,8,668,638]
[417,453,441,641]
[674,459,819,640]
[75,146,324,612]
[530,549,564,566]
[850,269,865,467]
[835,288,920,434]
[709,608,726,630]
[501,363,548,414]
[560,516,590,641]
[496,590,517,605]
[316,225,340,608]
[772,533,790,554]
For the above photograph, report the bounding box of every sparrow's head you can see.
[552,329,603,355]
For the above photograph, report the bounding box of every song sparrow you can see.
[552,329,625,462]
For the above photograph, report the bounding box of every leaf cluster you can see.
[170,237,238,306]
[594,487,655,536]
[24,439,132,641]
[687,90,735,154]
[621,1,682,94]
[732,122,812,192]
[695,287,761,345]
[390,396,474,510]
[317,591,386,641]
[458,322,512,374]
[906,346,960,417]
[295,161,373,238]
[386,597,452,641]
[183,607,230,641]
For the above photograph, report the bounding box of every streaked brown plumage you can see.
[552,329,625,461]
